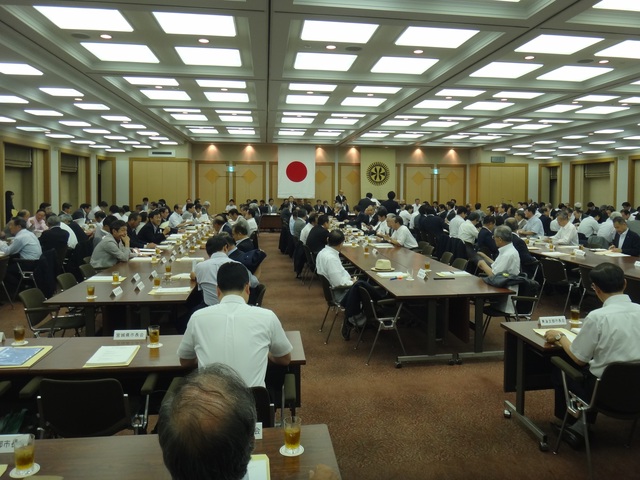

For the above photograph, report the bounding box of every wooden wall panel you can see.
[474,164,527,207]
[437,165,466,205]
[196,162,228,214]
[404,165,433,205]
[314,164,334,203]
[99,158,114,204]
[130,159,189,208]
[233,162,266,204]
[339,163,360,207]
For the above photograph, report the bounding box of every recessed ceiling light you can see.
[471,62,543,79]
[537,66,612,81]
[559,145,582,149]
[535,141,557,144]
[512,144,532,148]
[0,116,16,122]
[515,34,603,55]
[326,118,359,125]
[104,135,128,140]
[371,56,438,74]
[625,136,640,140]
[524,55,535,60]
[137,131,159,136]
[227,128,256,135]
[465,101,514,111]
[594,0,640,12]
[160,141,178,145]
[341,97,386,107]
[590,140,615,145]
[101,115,131,122]
[197,79,247,89]
[141,90,191,101]
[361,132,390,138]
[45,133,74,139]
[577,94,619,102]
[536,104,581,113]
[153,12,236,36]
[620,97,640,104]
[74,103,109,110]
[506,118,531,123]
[164,108,201,113]
[216,110,251,115]
[443,134,469,140]
[35,6,133,31]
[83,128,110,134]
[283,112,318,117]
[0,63,43,75]
[422,121,459,127]
[436,89,485,97]
[492,91,543,99]
[171,114,208,121]
[220,115,252,122]
[278,130,306,136]
[480,123,513,129]
[100,34,112,40]
[285,95,329,105]
[0,95,28,104]
[583,150,607,154]
[60,120,91,127]
[599,59,610,64]
[534,156,553,160]
[132,145,153,149]
[25,109,63,116]
[301,20,378,44]
[512,152,532,156]
[176,47,241,67]
[106,148,126,152]
[294,52,357,71]
[542,119,573,124]
[559,153,579,157]
[282,117,315,124]
[440,116,472,121]
[121,124,146,129]
[596,40,640,59]
[616,146,640,150]
[594,129,624,134]
[535,149,556,152]
[492,148,510,152]
[81,43,159,63]
[381,120,416,127]
[70,140,95,144]
[149,136,169,141]
[315,131,343,137]
[38,88,84,98]
[395,133,424,139]
[563,135,588,139]
[512,124,552,130]
[204,92,249,102]
[576,106,629,114]
[325,45,337,50]
[289,83,336,92]
[199,39,209,44]
[396,26,478,48]
[413,100,460,109]
[123,77,179,86]
[17,127,49,132]
[353,86,401,94]
[413,50,423,55]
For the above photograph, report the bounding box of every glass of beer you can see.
[424,260,431,270]
[570,306,580,328]
[86,284,95,297]
[153,276,161,288]
[13,433,36,477]
[148,325,160,348]
[283,416,302,455]
[165,263,172,274]
[13,325,25,343]
[364,245,369,255]
[112,271,120,283]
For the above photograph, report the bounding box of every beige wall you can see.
[472,164,528,208]
[130,158,190,208]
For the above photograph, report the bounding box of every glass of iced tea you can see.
[153,276,161,288]
[155,247,161,255]
[283,416,302,455]
[364,245,369,255]
[13,433,36,477]
[424,260,431,270]
[13,325,25,343]
[165,263,172,274]
[148,325,160,348]
[569,306,580,328]
[112,271,120,283]
[86,284,95,298]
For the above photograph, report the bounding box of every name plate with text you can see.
[113,330,147,340]
[538,316,567,327]
[110,286,124,298]
[149,270,158,279]
[135,281,145,292]
[131,273,141,283]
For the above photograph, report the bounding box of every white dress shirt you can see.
[552,222,579,246]
[448,215,465,238]
[458,220,479,244]
[391,225,418,249]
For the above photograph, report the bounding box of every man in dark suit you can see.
[610,217,640,256]
[232,224,254,252]
[380,191,400,215]
[126,212,153,248]
[306,214,330,254]
[504,218,537,276]
[334,202,348,222]
[476,215,498,259]
[357,193,375,212]
[138,209,170,245]
[418,206,446,238]
[213,216,232,235]
[335,190,346,205]
[39,215,69,252]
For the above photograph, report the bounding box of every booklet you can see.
[242,454,270,480]
[84,345,140,368]
[0,346,52,368]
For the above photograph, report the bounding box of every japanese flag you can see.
[277,145,315,199]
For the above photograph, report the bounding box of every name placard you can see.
[161,257,167,264]
[0,434,29,453]
[113,330,147,340]
[131,273,141,283]
[538,316,567,327]
[110,286,124,298]
[149,270,158,279]
[254,422,263,440]
[135,281,145,292]
[417,268,429,280]
[170,255,176,262]
[574,249,586,257]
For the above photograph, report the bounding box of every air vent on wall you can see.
[148,150,175,157]
[490,156,505,163]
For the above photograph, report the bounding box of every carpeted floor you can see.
[1,233,638,479]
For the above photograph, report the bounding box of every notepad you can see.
[371,243,395,248]
[375,271,405,278]
[540,251,568,258]
[532,328,576,343]
[0,346,52,368]
[170,273,192,280]
[594,251,629,257]
[148,286,192,295]
[243,454,270,480]
[175,256,205,262]
[129,257,153,262]
[91,275,128,282]
[436,271,471,277]
[84,345,140,368]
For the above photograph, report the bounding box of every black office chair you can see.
[318,275,349,344]
[552,357,640,480]
[253,283,267,306]
[0,255,14,308]
[440,251,454,265]
[539,257,580,314]
[18,288,85,337]
[79,263,96,279]
[577,266,598,313]
[302,244,317,289]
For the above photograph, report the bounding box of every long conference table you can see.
[339,241,512,365]
[0,425,341,479]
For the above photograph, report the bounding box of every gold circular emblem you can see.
[366,162,390,186]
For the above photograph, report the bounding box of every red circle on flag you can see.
[286,161,307,183]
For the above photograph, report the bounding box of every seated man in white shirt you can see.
[315,230,356,303]
[519,206,545,238]
[457,211,480,246]
[597,211,619,243]
[378,214,418,249]
[244,207,258,237]
[169,204,187,229]
[552,211,579,246]
[178,261,292,388]
[27,209,48,233]
[447,206,467,238]
[300,213,317,245]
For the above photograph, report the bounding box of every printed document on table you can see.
[84,345,140,368]
[243,454,270,480]
[532,328,576,343]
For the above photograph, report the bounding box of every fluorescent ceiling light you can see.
[285,95,329,105]
[361,132,390,138]
[106,149,126,153]
[124,77,178,86]
[197,79,247,89]
[596,41,640,59]
[576,106,629,114]
[625,136,640,140]
[160,141,178,145]
[17,127,52,132]
[141,90,191,101]
[331,113,364,118]
[25,109,62,116]
[70,140,95,144]
[395,133,423,139]
[536,104,581,113]
[149,136,168,141]
[121,124,146,129]
[381,120,416,127]
[534,157,553,160]
[559,146,582,149]
[164,108,200,113]
[153,12,235,36]
[371,57,438,75]
[353,86,401,94]
[537,66,612,81]
[301,20,378,44]
[282,117,314,124]
[594,0,640,12]
[441,116,472,121]
[464,102,513,111]
[104,135,127,140]
[341,97,386,107]
[515,34,603,55]
[60,121,90,127]
[81,43,159,63]
[283,112,318,117]
[590,140,615,145]
[563,135,588,139]
[0,95,27,104]
[471,135,502,141]
[479,123,513,129]
[577,95,619,102]
[46,133,74,138]
[315,131,342,137]
[413,100,460,109]
[74,103,109,110]
[559,154,578,157]
[289,83,336,92]
[83,128,110,134]
[175,47,241,67]
[594,129,624,134]
[492,148,510,152]
[137,131,159,136]
[219,115,252,122]
[0,63,43,75]
[620,97,640,104]
[535,149,556,152]
[171,114,208,121]
[470,62,542,79]
[436,89,485,97]
[35,6,132,31]
[326,119,359,125]
[102,116,131,122]
[542,119,573,124]
[132,145,152,149]
[506,118,531,122]
[227,128,255,135]
[396,26,478,48]
[512,124,552,130]
[493,91,543,99]
[278,130,306,136]
[0,116,16,122]
[512,144,532,148]
[444,135,469,140]
[583,150,606,154]
[217,110,251,115]
[535,141,556,144]
[294,53,356,72]
[616,146,640,150]
[204,92,249,103]
[512,152,531,156]
[422,121,459,127]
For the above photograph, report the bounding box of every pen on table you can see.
[434,277,454,280]
[389,277,398,280]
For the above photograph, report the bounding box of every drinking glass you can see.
[148,325,160,347]
[86,284,95,298]
[112,271,120,283]
[13,325,25,343]
[13,434,36,477]
[283,416,302,455]
[569,306,580,328]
